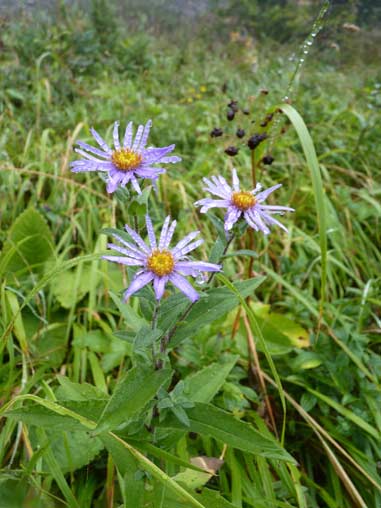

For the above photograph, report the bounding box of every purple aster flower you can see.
[195,169,294,234]
[103,215,221,302]
[70,120,181,194]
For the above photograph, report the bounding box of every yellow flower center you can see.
[111,148,143,171]
[147,250,175,277]
[231,191,256,211]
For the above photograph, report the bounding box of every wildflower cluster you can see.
[71,113,294,309]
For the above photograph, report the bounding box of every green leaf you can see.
[44,429,104,474]
[56,376,108,401]
[0,207,54,274]
[6,399,105,431]
[280,103,327,307]
[95,366,173,433]
[103,432,207,508]
[184,356,239,403]
[161,403,294,462]
[168,277,266,348]
[51,265,98,309]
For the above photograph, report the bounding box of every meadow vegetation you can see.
[0,1,380,507]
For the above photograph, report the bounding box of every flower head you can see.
[103,215,221,302]
[195,169,294,234]
[70,120,181,194]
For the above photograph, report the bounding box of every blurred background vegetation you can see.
[0,1,381,507]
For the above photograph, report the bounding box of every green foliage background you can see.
[0,1,380,507]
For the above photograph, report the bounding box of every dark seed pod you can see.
[242,107,250,115]
[228,100,239,113]
[210,127,223,138]
[262,155,275,165]
[247,133,267,150]
[260,88,269,95]
[236,128,245,138]
[225,146,239,156]
[226,108,235,121]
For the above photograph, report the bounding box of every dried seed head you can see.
[227,108,235,121]
[236,128,245,138]
[262,155,275,165]
[247,133,267,150]
[210,127,223,138]
[225,146,239,156]
[228,100,239,112]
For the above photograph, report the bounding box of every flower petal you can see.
[145,215,157,249]
[90,128,112,154]
[169,272,199,302]
[159,216,171,250]
[255,183,282,202]
[172,230,200,254]
[124,271,154,300]
[174,239,204,258]
[113,121,121,150]
[232,168,240,191]
[102,255,143,266]
[76,141,110,159]
[124,224,150,253]
[224,207,241,231]
[175,260,221,275]
[195,198,230,213]
[153,275,168,300]
[139,119,152,150]
[132,124,144,151]
[123,121,133,148]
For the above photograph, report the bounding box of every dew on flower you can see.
[195,168,294,234]
[103,215,221,302]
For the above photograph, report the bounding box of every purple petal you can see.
[74,148,105,161]
[130,175,142,194]
[258,211,289,233]
[124,271,154,300]
[159,216,171,250]
[76,141,110,159]
[123,121,133,148]
[255,184,282,202]
[257,205,294,214]
[70,161,111,173]
[172,231,200,255]
[159,155,182,163]
[175,260,221,275]
[195,198,230,213]
[113,121,121,150]
[124,224,150,253]
[107,175,121,193]
[143,145,176,164]
[163,219,177,249]
[135,166,165,178]
[174,239,204,258]
[145,215,157,249]
[132,124,144,151]
[139,120,152,150]
[110,233,146,257]
[102,255,143,266]
[90,128,112,154]
[245,210,270,234]
[153,275,168,300]
[224,207,241,231]
[169,272,199,302]
[107,242,146,261]
[232,168,240,191]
